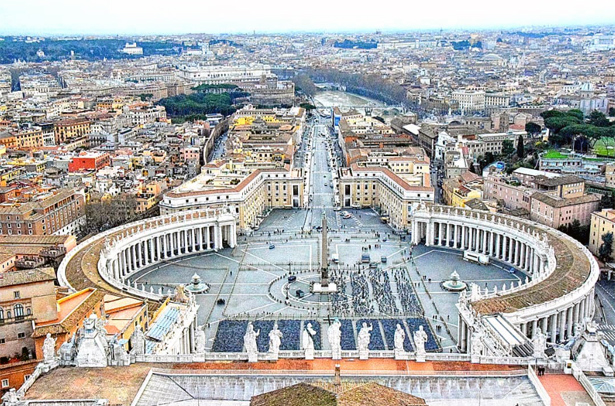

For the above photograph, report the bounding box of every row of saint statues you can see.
[241,319,429,361]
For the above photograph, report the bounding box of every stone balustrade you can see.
[58,208,237,301]
[411,205,599,352]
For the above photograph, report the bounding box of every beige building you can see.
[160,161,304,230]
[0,267,57,392]
[529,192,600,229]
[606,162,615,188]
[589,209,615,258]
[338,165,434,231]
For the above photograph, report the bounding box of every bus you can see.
[463,251,490,265]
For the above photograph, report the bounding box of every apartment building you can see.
[160,161,304,230]
[530,192,600,229]
[484,169,600,228]
[589,209,615,258]
[0,189,86,236]
[0,267,57,393]
[68,152,111,172]
[338,165,434,231]
[14,128,44,149]
[53,119,91,145]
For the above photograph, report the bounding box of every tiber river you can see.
[312,90,386,110]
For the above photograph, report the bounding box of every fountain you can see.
[185,273,209,294]
[441,270,467,292]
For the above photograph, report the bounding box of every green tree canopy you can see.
[502,139,515,156]
[517,135,525,158]
[599,232,614,262]
[588,110,611,127]
[525,122,542,135]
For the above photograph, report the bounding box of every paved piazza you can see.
[128,207,522,353]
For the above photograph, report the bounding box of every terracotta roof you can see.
[32,288,105,338]
[531,192,601,208]
[533,174,583,187]
[350,165,433,192]
[0,267,55,288]
[473,229,591,314]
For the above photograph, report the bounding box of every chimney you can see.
[334,364,341,386]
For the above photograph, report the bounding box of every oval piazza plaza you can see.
[56,202,600,365]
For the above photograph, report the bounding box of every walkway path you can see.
[538,374,596,406]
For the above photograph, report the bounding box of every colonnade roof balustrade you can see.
[414,205,598,318]
[59,209,233,299]
[472,233,590,314]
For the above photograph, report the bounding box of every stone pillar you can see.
[452,224,457,248]
[550,314,557,343]
[461,226,466,250]
[119,250,125,277]
[541,317,548,337]
[206,227,211,250]
[532,319,538,338]
[469,227,474,251]
[458,314,463,346]
[495,233,501,258]
[567,307,574,338]
[195,228,201,251]
[507,237,514,264]
[573,303,579,324]
[559,310,566,343]
[132,244,137,271]
[439,222,444,246]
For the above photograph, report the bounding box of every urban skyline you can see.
[1,11,615,405]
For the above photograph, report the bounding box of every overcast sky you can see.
[1,0,614,36]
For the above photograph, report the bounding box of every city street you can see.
[596,279,615,345]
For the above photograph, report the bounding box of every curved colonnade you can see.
[58,208,237,301]
[412,205,599,353]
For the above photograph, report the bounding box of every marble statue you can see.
[574,321,584,338]
[2,388,18,405]
[394,324,406,353]
[244,322,260,363]
[358,322,373,360]
[414,326,428,361]
[302,322,316,360]
[174,284,189,303]
[43,333,56,363]
[328,319,342,360]
[108,334,130,366]
[268,322,283,359]
[532,327,547,358]
[195,325,206,354]
[471,331,484,358]
[75,314,109,368]
[130,325,145,356]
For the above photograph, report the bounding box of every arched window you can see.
[26,308,32,316]
[0,307,4,322]
[14,304,24,320]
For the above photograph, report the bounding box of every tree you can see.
[600,192,614,210]
[588,110,610,127]
[599,232,614,262]
[525,122,542,135]
[517,135,525,158]
[502,140,515,156]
